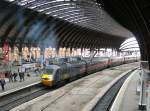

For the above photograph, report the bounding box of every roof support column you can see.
[40,47,45,69]
[18,44,22,66]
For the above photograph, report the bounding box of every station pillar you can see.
[64,47,67,57]
[139,61,150,110]
[28,47,32,62]
[18,47,22,66]
[40,47,45,69]
[105,48,107,56]
[10,47,14,64]
[2,41,9,64]
[34,48,38,62]
[90,49,97,62]
[27,45,35,62]
[17,45,23,73]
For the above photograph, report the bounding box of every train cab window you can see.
[44,68,53,75]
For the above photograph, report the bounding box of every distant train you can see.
[41,56,140,86]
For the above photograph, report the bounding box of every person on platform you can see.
[0,78,6,91]
[19,72,22,82]
[7,71,13,82]
[22,72,25,81]
[13,72,18,82]
[19,72,25,82]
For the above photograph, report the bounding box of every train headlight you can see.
[41,74,53,80]
[41,74,53,86]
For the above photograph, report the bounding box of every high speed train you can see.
[41,56,139,86]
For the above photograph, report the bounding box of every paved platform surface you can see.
[0,72,41,94]
[11,62,139,111]
[118,69,145,111]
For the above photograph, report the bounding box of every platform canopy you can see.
[0,0,133,50]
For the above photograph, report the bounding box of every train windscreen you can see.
[43,68,53,75]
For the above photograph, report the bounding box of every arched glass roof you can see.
[6,0,134,38]
[120,37,140,51]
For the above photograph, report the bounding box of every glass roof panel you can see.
[120,38,140,51]
[6,0,134,38]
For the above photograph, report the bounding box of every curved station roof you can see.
[1,0,133,50]
[97,0,150,63]
[7,0,133,37]
[120,38,139,52]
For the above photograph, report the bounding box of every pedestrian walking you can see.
[22,72,25,81]
[0,78,6,91]
[19,72,22,82]
[13,72,18,82]
[8,72,13,82]
[19,72,25,82]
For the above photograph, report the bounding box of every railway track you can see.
[0,83,52,111]
[0,66,138,111]
[92,68,136,111]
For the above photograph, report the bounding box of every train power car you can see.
[41,64,70,86]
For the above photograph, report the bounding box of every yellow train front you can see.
[41,74,53,86]
[41,65,60,87]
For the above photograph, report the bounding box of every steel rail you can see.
[0,83,52,111]
[92,68,137,111]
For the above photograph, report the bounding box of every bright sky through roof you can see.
[120,37,140,51]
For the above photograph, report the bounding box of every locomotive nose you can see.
[41,74,53,86]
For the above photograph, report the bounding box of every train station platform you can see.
[10,62,139,111]
[110,69,143,111]
[0,72,41,96]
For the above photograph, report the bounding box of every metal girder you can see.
[120,43,139,49]
[57,23,76,45]
[9,12,38,47]
[6,0,133,38]
[0,0,127,52]
[121,39,137,47]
